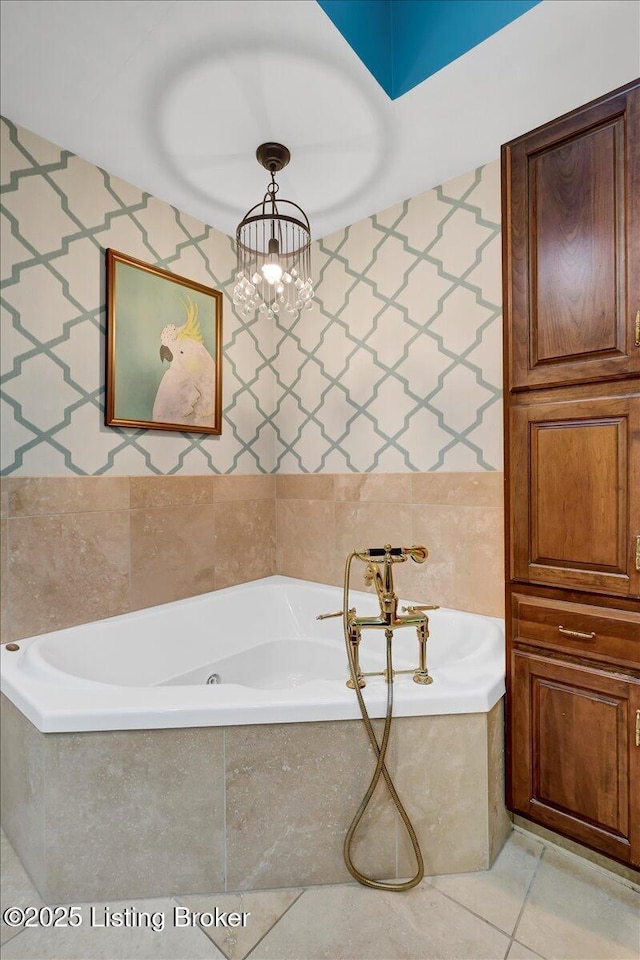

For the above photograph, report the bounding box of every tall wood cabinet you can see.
[502,79,640,868]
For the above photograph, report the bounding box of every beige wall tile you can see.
[276,499,338,585]
[1,519,8,644]
[214,499,275,590]
[487,698,511,863]
[225,720,397,890]
[130,476,213,508]
[5,477,129,516]
[276,474,335,500]
[411,471,504,507]
[130,504,215,609]
[0,696,46,895]
[395,714,490,876]
[335,502,413,559]
[42,727,225,901]
[334,473,412,502]
[407,504,504,616]
[212,475,275,501]
[0,479,8,520]
[7,511,130,639]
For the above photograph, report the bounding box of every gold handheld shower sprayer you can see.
[317,544,439,892]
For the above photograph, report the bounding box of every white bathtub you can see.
[0,576,505,733]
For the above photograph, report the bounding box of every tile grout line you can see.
[505,843,547,959]
[427,883,519,942]
[242,888,306,960]
[512,824,640,894]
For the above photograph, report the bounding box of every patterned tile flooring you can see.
[1,828,638,960]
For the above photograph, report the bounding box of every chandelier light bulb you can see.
[262,259,283,285]
[235,142,312,317]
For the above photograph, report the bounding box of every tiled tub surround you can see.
[0,475,276,643]
[0,694,510,903]
[0,471,503,643]
[0,471,508,902]
[276,470,504,617]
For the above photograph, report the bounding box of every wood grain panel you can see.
[532,420,621,569]
[510,393,639,595]
[511,592,640,668]
[510,651,639,863]
[535,679,626,833]
[531,121,621,363]
[503,79,640,390]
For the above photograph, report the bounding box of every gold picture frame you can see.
[106,249,223,435]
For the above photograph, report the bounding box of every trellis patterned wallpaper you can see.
[1,118,502,476]
[0,118,275,476]
[273,161,503,472]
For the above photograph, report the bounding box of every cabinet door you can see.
[510,651,640,864]
[510,394,640,596]
[503,81,640,390]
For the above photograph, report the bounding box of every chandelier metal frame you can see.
[234,143,313,320]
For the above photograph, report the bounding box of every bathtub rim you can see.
[1,575,505,733]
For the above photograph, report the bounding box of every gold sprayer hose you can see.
[342,551,425,891]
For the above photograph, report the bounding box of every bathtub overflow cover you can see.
[206,673,222,685]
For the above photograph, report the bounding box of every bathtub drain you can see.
[206,673,222,685]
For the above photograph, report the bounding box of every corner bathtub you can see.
[0,577,510,901]
[1,576,504,733]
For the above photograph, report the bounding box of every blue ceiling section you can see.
[317,0,541,99]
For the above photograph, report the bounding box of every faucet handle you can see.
[316,610,343,621]
[402,545,429,563]
[401,603,440,613]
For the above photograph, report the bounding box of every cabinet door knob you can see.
[558,625,596,641]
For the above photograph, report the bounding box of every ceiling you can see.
[317,0,542,99]
[1,0,639,241]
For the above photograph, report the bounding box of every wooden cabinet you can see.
[509,392,640,596]
[511,650,640,864]
[503,79,640,869]
[504,82,640,391]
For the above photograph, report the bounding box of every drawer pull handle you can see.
[558,625,596,641]
[636,710,640,749]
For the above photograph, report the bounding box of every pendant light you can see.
[234,143,313,320]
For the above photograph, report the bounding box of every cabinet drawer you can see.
[512,593,640,667]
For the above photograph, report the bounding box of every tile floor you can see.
[1,828,638,960]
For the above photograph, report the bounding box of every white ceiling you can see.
[1,0,639,240]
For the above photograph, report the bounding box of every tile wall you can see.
[1,695,508,902]
[1,471,503,643]
[0,476,275,642]
[276,471,504,617]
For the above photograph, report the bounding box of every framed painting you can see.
[106,250,223,434]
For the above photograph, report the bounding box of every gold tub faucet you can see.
[317,544,439,687]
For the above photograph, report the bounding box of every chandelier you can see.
[234,143,313,320]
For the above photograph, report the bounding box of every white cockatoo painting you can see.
[152,297,216,427]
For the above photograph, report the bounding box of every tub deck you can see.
[0,576,505,732]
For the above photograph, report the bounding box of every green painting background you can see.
[113,262,217,422]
